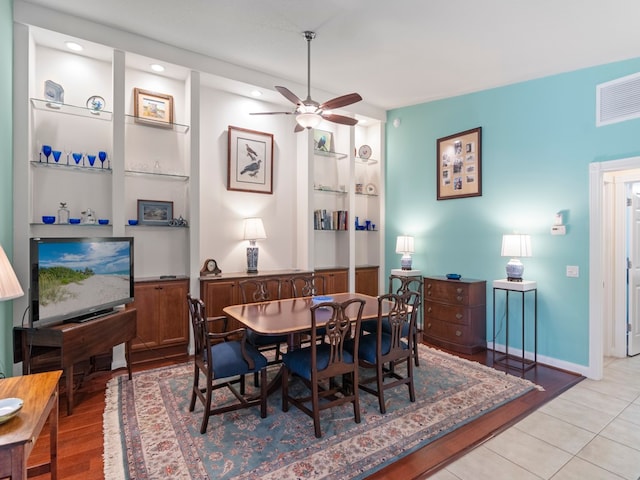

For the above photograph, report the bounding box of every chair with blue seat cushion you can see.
[351,292,417,414]
[281,298,365,438]
[187,294,268,434]
[239,278,288,367]
[289,274,328,343]
[361,274,423,366]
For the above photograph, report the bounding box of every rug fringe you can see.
[103,376,127,480]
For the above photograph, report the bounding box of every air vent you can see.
[597,72,640,126]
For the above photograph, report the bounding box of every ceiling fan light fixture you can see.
[296,112,322,129]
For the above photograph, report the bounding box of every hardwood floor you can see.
[27,343,582,480]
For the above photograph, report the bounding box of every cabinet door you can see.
[158,281,189,346]
[201,279,239,330]
[316,269,348,294]
[131,283,161,350]
[356,267,379,296]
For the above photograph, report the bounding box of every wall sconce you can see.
[501,234,532,282]
[243,218,267,274]
[395,235,415,270]
[0,244,24,301]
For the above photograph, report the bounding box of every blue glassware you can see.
[52,150,62,163]
[72,152,83,165]
[98,151,107,169]
[87,154,96,167]
[42,145,52,163]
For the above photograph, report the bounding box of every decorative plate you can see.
[366,183,377,195]
[358,144,372,160]
[0,397,24,424]
[44,80,64,104]
[86,95,106,112]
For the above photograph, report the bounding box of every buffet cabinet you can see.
[128,277,190,364]
[314,266,379,296]
[423,276,487,354]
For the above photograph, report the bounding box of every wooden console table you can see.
[13,308,136,414]
[0,370,61,480]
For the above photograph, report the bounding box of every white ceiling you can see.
[18,0,640,111]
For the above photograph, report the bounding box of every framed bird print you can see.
[436,127,482,200]
[227,126,274,194]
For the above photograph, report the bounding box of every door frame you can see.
[589,157,640,379]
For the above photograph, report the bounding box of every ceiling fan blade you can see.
[319,93,363,111]
[275,86,302,105]
[249,111,295,115]
[321,113,359,126]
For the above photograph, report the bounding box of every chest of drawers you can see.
[423,276,486,354]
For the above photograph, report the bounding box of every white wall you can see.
[198,86,300,274]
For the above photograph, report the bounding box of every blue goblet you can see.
[98,151,107,169]
[42,145,52,163]
[52,150,62,163]
[72,152,83,165]
[87,154,96,167]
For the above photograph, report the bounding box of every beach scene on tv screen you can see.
[37,240,131,320]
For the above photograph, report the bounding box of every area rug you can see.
[103,345,541,479]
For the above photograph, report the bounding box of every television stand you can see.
[65,308,115,324]
[14,308,137,415]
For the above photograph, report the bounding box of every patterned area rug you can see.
[103,345,540,479]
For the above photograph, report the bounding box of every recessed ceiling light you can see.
[150,64,165,72]
[65,41,83,52]
[250,90,262,97]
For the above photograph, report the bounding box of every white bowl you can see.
[0,397,23,424]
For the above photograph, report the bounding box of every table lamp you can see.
[243,218,267,274]
[395,235,415,270]
[501,234,532,282]
[0,244,23,301]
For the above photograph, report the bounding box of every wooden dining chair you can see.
[351,292,417,414]
[289,274,326,298]
[281,298,365,438]
[290,274,328,343]
[239,278,288,384]
[362,274,423,366]
[187,294,268,434]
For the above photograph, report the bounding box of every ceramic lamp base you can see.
[246,246,259,274]
[505,258,524,282]
[400,254,413,271]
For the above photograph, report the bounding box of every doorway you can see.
[589,157,640,380]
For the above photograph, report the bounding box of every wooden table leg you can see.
[126,340,133,380]
[50,386,59,480]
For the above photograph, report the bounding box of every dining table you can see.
[222,292,389,394]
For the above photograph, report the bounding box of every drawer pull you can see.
[456,313,463,320]
[456,330,462,336]
[427,283,432,289]
[427,323,432,329]
[427,307,432,313]
[427,291,432,296]
[456,296,463,302]
[456,288,463,294]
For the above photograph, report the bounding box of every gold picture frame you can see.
[227,126,274,194]
[133,88,174,128]
[437,127,482,200]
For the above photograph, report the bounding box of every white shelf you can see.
[31,98,112,121]
[314,149,348,160]
[124,114,190,133]
[125,169,189,181]
[30,161,112,174]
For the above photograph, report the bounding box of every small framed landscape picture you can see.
[137,199,173,225]
[436,127,482,200]
[313,129,334,153]
[133,88,174,128]
[227,126,274,194]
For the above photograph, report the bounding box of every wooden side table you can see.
[0,370,62,480]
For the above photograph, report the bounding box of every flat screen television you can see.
[29,237,134,326]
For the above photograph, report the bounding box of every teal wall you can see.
[1,0,14,377]
[386,58,640,367]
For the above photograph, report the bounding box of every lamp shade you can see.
[296,112,322,130]
[501,234,532,258]
[0,244,24,301]
[395,235,415,254]
[243,217,267,241]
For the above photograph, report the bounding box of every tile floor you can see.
[430,355,640,480]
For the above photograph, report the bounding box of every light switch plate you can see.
[566,265,579,277]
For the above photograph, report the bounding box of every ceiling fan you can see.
[251,31,362,132]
